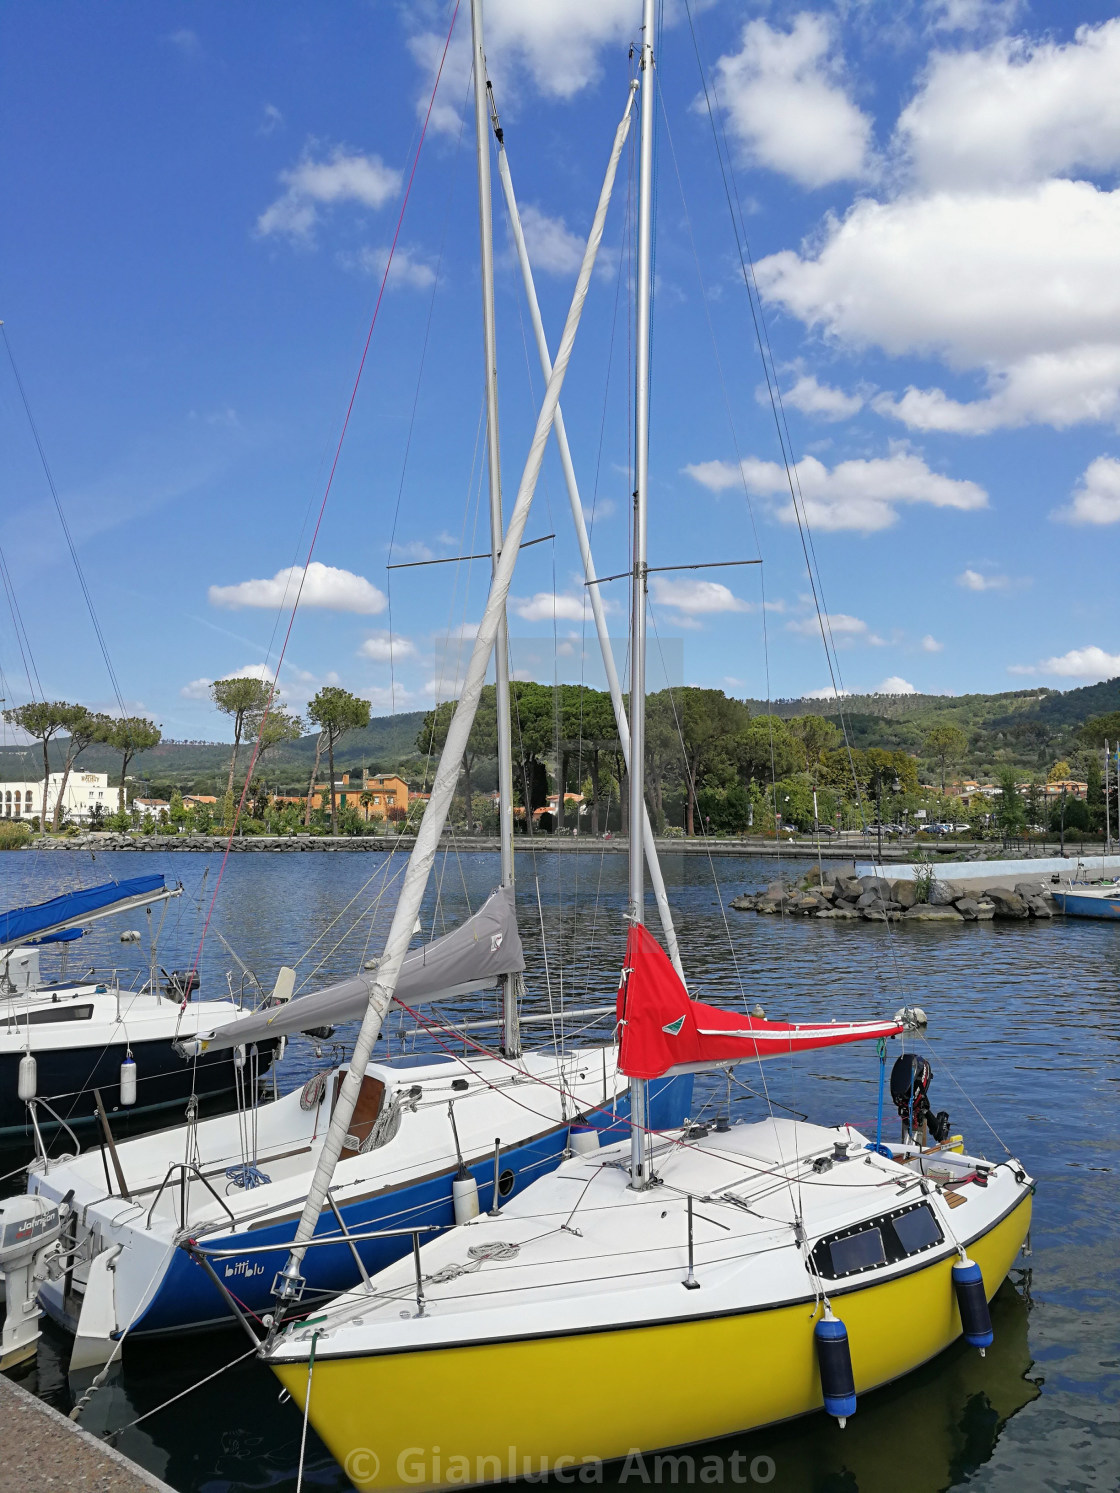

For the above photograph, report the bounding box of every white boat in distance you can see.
[1,874,272,1141]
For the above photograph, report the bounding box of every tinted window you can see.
[828,1227,885,1275]
[892,1203,942,1255]
[3,1004,94,1028]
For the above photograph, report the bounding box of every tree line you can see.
[416,683,922,836]
[3,676,372,836]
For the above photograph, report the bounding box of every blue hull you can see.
[117,1072,693,1337]
[1052,890,1120,920]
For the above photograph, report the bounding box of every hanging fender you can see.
[952,1256,994,1353]
[814,1309,856,1427]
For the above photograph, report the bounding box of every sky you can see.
[2,0,1119,745]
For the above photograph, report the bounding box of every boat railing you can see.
[147,1161,238,1233]
[25,1098,82,1173]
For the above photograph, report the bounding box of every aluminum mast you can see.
[489,91,686,989]
[471,0,520,1056]
[629,0,656,1188]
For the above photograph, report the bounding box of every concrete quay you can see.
[0,1369,174,1493]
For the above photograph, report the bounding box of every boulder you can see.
[863,906,903,921]
[973,898,996,920]
[857,887,886,909]
[1026,896,1053,919]
[815,905,860,919]
[834,875,863,900]
[858,874,885,891]
[928,880,958,906]
[985,887,1029,919]
[729,895,755,912]
[756,900,782,915]
[764,880,793,900]
[954,897,980,920]
[903,904,964,922]
[1014,881,1050,901]
[892,880,917,909]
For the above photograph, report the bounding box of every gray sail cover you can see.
[202,886,523,1052]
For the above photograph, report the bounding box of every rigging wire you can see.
[386,65,473,719]
[185,0,463,987]
[1,324,128,718]
[681,0,913,1008]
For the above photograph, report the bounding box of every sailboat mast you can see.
[629,0,656,1186]
[471,0,519,1056]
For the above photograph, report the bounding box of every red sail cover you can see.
[616,923,904,1080]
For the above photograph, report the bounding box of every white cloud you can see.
[362,683,419,712]
[927,0,1024,34]
[511,592,591,623]
[650,578,751,615]
[406,0,639,138]
[921,634,944,653]
[1009,646,1120,681]
[957,568,1010,592]
[257,147,401,244]
[209,562,387,615]
[708,15,873,189]
[802,685,851,699]
[258,103,283,137]
[1054,456,1120,526]
[898,20,1120,190]
[516,205,586,278]
[874,676,917,695]
[181,663,284,702]
[166,28,201,56]
[346,244,436,290]
[756,179,1120,434]
[788,612,873,640]
[780,374,864,421]
[358,631,417,662]
[686,451,987,533]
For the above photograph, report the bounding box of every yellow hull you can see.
[274,1194,1031,1491]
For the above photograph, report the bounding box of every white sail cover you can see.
[201,887,523,1051]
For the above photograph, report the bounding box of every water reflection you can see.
[2,848,1117,1488]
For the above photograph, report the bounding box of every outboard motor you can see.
[890,1053,950,1143]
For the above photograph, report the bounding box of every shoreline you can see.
[12,831,1099,863]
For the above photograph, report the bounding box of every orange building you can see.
[275,771,410,821]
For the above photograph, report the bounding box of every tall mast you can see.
[471,0,519,1056]
[629,0,656,1186]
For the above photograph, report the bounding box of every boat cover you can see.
[0,874,166,948]
[202,885,525,1051]
[617,922,903,1079]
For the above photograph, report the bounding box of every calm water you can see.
[2,845,1118,1492]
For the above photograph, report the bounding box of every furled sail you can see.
[0,874,167,950]
[201,886,524,1052]
[617,922,902,1080]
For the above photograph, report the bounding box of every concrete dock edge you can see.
[0,1369,176,1493]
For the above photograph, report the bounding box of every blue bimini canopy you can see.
[0,875,167,947]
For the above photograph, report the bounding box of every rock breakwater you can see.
[730,870,1060,924]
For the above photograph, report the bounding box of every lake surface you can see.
[2,845,1118,1492]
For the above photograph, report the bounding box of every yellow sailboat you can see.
[261,3,1033,1485]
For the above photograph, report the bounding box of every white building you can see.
[134,798,171,821]
[0,771,113,824]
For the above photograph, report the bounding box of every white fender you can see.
[69,1245,122,1375]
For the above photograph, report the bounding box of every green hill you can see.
[2,677,1116,796]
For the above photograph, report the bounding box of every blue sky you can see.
[2,0,1119,743]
